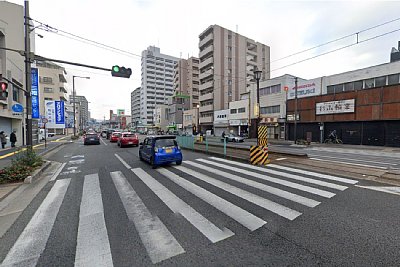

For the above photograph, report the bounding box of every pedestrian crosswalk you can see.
[0,156,359,266]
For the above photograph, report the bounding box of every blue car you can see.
[139,135,183,168]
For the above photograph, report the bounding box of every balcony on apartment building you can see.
[200,79,213,90]
[199,115,213,124]
[199,33,213,49]
[199,45,213,59]
[199,103,213,113]
[200,56,213,68]
[199,92,213,102]
[199,69,214,81]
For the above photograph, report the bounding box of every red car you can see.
[110,132,121,143]
[118,132,139,147]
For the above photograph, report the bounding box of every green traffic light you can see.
[113,66,120,72]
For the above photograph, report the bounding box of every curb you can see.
[24,160,52,184]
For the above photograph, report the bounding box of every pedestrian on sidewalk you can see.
[0,131,7,149]
[10,130,17,148]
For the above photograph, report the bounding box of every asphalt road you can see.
[1,137,400,266]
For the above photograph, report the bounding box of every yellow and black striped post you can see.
[258,125,268,146]
[250,126,269,165]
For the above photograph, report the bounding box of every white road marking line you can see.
[355,185,400,196]
[174,165,301,220]
[276,158,287,161]
[184,161,320,208]
[208,157,347,191]
[100,138,108,146]
[197,159,335,198]
[267,164,358,184]
[71,155,85,159]
[157,168,266,231]
[68,159,85,165]
[307,154,398,166]
[50,162,67,181]
[111,171,185,263]
[75,174,113,267]
[309,157,387,169]
[131,168,234,243]
[1,179,70,267]
[114,153,132,169]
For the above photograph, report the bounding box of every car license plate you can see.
[165,148,172,153]
[128,142,133,144]
[90,138,94,141]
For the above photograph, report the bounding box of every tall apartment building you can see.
[69,95,89,130]
[198,25,270,132]
[131,87,140,126]
[169,57,200,128]
[37,61,68,134]
[140,46,178,125]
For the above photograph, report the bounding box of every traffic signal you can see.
[111,65,132,78]
[0,81,8,100]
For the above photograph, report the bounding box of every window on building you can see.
[364,79,374,89]
[44,87,53,93]
[375,76,386,87]
[12,84,19,102]
[42,77,53,84]
[353,80,363,90]
[238,107,245,113]
[230,109,237,114]
[388,74,400,85]
[261,105,280,114]
[228,58,232,62]
[344,82,353,92]
[334,84,344,93]
[228,46,232,52]
[44,97,53,101]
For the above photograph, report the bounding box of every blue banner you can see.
[31,68,39,119]
[55,101,65,124]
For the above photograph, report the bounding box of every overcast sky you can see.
[7,0,400,119]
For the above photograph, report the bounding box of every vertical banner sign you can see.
[55,101,65,125]
[31,68,40,118]
[45,100,65,129]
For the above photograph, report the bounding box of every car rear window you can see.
[155,139,176,148]
[112,133,121,136]
[123,134,135,137]
[86,134,98,138]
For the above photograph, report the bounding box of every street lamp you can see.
[254,68,262,145]
[72,75,90,137]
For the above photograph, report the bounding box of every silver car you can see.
[223,134,245,142]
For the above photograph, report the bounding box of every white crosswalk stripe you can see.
[75,174,113,267]
[208,157,348,191]
[1,179,71,267]
[196,159,336,198]
[157,168,267,230]
[131,168,235,243]
[183,160,320,208]
[174,165,302,220]
[111,171,185,264]
[0,155,359,266]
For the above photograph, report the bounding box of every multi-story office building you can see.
[169,57,200,130]
[140,46,178,125]
[69,95,89,130]
[37,61,68,134]
[198,25,270,133]
[0,1,34,146]
[131,87,140,126]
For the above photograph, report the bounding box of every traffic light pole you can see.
[24,0,33,149]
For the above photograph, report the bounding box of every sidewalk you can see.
[0,136,72,169]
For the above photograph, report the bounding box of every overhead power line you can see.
[31,16,400,81]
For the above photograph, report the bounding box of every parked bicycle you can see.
[324,138,343,144]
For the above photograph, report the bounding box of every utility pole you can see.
[294,77,298,144]
[24,0,33,148]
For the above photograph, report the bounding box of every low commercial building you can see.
[183,108,199,134]
[228,99,249,136]
[213,109,229,136]
[287,60,400,146]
